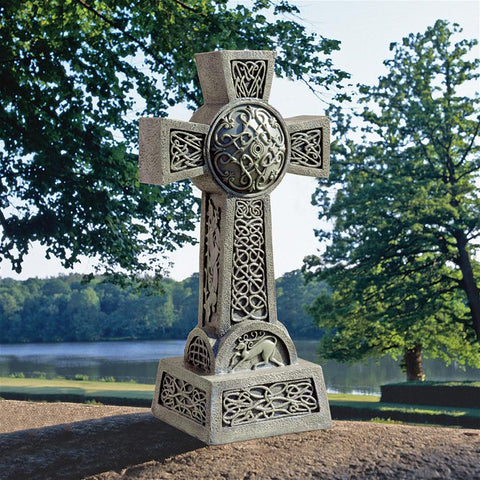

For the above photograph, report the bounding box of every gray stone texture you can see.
[194,50,276,104]
[151,357,331,445]
[138,118,208,186]
[138,49,332,444]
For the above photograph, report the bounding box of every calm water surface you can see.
[1,340,479,395]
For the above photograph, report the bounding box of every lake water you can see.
[1,340,479,395]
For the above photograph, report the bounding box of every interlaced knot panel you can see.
[203,195,221,326]
[231,60,267,98]
[231,200,268,322]
[186,336,212,373]
[159,373,207,425]
[209,104,286,195]
[170,130,204,172]
[222,379,319,426]
[290,129,322,168]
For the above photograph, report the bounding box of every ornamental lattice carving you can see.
[170,130,205,172]
[231,200,268,322]
[231,60,267,98]
[203,194,221,326]
[229,331,284,371]
[159,373,207,425]
[208,103,287,196]
[186,335,212,373]
[290,129,322,168]
[222,378,319,426]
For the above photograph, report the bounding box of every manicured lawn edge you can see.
[329,401,480,429]
[0,391,152,407]
[2,377,479,428]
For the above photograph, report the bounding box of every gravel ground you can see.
[1,400,479,480]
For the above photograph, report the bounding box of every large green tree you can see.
[0,0,348,278]
[305,20,480,380]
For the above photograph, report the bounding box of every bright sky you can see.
[1,0,479,281]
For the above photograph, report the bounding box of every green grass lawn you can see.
[1,377,479,428]
[0,376,154,401]
[1,377,382,403]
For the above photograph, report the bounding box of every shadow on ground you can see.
[0,413,204,480]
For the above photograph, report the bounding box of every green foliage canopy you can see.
[305,20,480,373]
[0,0,348,277]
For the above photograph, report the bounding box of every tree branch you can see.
[172,0,208,17]
[456,118,480,168]
[0,209,9,235]
[73,0,197,103]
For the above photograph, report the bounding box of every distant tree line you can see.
[0,270,324,343]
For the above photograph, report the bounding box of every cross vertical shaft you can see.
[199,193,277,338]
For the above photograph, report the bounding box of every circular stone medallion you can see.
[206,100,290,197]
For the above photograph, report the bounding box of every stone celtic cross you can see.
[139,50,331,444]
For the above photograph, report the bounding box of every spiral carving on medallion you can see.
[207,103,287,197]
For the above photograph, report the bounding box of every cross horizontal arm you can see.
[286,116,330,179]
[139,118,209,186]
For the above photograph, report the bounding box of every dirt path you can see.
[1,400,479,480]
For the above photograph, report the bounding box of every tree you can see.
[275,269,325,339]
[305,20,480,380]
[0,0,348,279]
[65,287,101,340]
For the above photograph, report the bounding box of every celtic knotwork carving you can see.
[229,331,284,371]
[208,103,287,196]
[203,195,221,326]
[231,200,268,322]
[222,379,319,426]
[290,129,322,168]
[231,60,267,98]
[159,373,207,425]
[186,336,212,373]
[170,130,205,172]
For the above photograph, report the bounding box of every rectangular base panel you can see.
[151,356,332,445]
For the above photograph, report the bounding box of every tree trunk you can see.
[454,231,480,341]
[404,345,425,382]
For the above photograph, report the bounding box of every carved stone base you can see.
[151,357,332,445]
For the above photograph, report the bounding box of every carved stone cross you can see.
[139,50,331,444]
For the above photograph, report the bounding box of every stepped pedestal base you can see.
[151,357,332,445]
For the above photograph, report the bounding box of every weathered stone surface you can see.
[194,50,276,104]
[138,49,332,444]
[184,320,298,376]
[151,357,330,445]
[138,118,208,186]
[286,115,330,177]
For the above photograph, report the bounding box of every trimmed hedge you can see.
[330,404,480,429]
[381,382,480,409]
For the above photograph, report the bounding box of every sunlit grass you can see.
[328,393,379,402]
[0,376,154,400]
